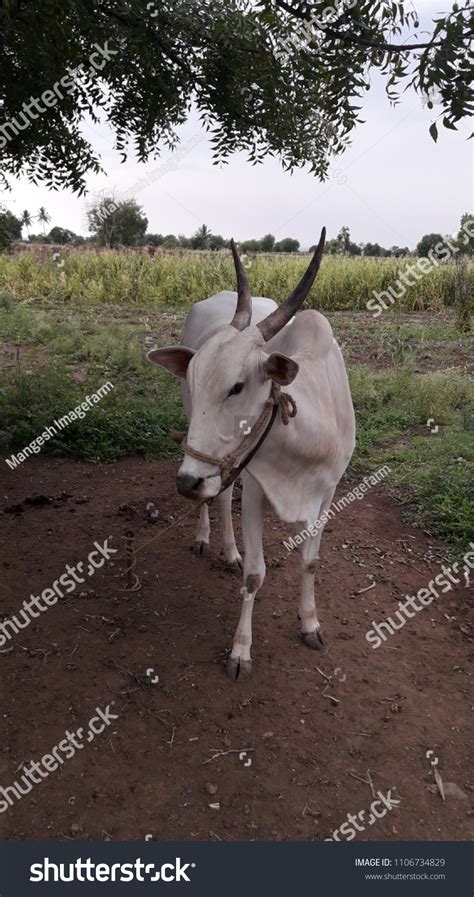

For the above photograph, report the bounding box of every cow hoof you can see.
[303,629,325,651]
[226,657,252,682]
[227,557,243,573]
[192,540,209,557]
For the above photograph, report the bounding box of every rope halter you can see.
[180,382,297,494]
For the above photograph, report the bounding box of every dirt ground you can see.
[0,457,473,842]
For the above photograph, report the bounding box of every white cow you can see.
[148,229,355,681]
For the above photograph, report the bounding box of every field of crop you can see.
[0,248,464,311]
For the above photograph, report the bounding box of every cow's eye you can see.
[227,382,244,397]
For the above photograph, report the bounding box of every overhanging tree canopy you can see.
[0,0,472,194]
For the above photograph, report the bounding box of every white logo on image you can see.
[52,252,65,269]
[239,751,252,767]
[239,419,251,436]
[332,168,347,185]
[426,749,439,767]
[146,667,159,684]
[333,667,346,682]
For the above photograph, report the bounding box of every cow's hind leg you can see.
[218,484,242,569]
[299,492,334,651]
[227,474,265,682]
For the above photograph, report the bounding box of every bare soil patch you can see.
[0,458,472,841]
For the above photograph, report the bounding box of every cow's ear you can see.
[263,352,299,385]
[147,347,195,379]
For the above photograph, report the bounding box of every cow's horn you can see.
[257,227,326,342]
[229,238,252,330]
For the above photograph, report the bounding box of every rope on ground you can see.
[118,503,206,593]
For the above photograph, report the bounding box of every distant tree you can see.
[348,242,361,255]
[87,195,119,247]
[48,226,78,244]
[191,224,212,249]
[114,200,148,246]
[455,212,474,255]
[87,195,148,247]
[239,234,276,252]
[161,234,179,248]
[0,206,22,250]
[337,225,351,254]
[274,237,300,253]
[260,233,275,252]
[37,206,51,235]
[240,239,260,253]
[363,242,387,257]
[208,233,227,250]
[143,233,164,247]
[416,233,444,257]
[313,238,339,254]
[28,232,50,243]
[20,209,32,239]
[388,245,411,256]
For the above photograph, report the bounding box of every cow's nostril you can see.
[177,473,204,498]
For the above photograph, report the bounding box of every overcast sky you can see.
[1,0,472,250]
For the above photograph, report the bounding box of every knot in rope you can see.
[278,389,297,425]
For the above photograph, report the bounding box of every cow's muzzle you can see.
[176,472,205,500]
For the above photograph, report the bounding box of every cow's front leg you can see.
[226,474,265,682]
[193,503,210,556]
[299,492,334,650]
[218,484,242,569]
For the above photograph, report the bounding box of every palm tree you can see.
[21,209,32,240]
[37,206,51,237]
[192,223,212,249]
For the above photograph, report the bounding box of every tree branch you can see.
[96,3,195,77]
[272,0,468,52]
[322,27,443,51]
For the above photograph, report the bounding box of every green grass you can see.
[0,362,185,463]
[349,366,473,454]
[348,366,473,546]
[381,428,473,546]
